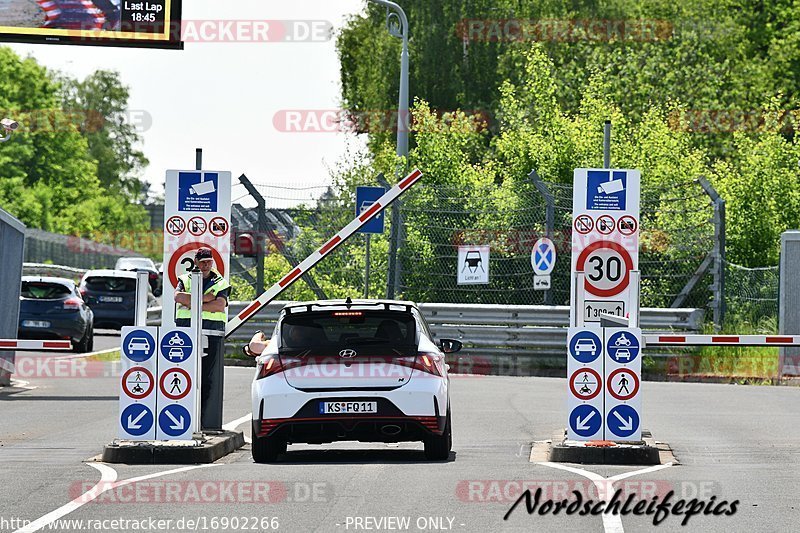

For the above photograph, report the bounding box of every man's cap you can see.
[195,247,213,261]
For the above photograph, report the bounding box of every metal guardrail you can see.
[147,303,703,368]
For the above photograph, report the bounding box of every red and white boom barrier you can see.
[644,335,800,347]
[225,168,424,338]
[0,339,72,351]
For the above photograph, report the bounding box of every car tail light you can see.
[149,273,158,280]
[79,288,87,297]
[397,353,443,377]
[63,298,82,310]
[256,354,302,379]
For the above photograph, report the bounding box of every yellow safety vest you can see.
[175,270,231,323]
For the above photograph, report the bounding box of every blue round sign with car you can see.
[568,330,602,363]
[122,330,156,362]
[160,329,193,363]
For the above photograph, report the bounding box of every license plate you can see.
[319,401,377,414]
[22,320,50,328]
[99,296,123,303]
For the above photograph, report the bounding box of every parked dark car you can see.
[115,257,162,296]
[18,276,94,353]
[80,270,140,330]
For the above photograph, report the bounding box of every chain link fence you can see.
[724,261,779,329]
[244,174,720,313]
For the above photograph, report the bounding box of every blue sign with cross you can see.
[356,186,386,234]
[606,404,640,439]
[531,237,556,275]
[569,404,602,438]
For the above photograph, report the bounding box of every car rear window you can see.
[84,277,136,292]
[117,258,155,270]
[21,282,71,299]
[281,310,417,350]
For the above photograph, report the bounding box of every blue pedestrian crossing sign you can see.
[158,404,191,438]
[606,404,640,439]
[568,330,602,364]
[531,238,556,275]
[160,330,193,363]
[607,331,640,363]
[569,404,602,438]
[356,186,386,234]
[122,330,156,363]
[121,404,154,437]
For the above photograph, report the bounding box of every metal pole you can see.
[256,206,265,295]
[529,169,554,305]
[134,270,149,326]
[698,176,725,329]
[189,269,203,434]
[376,173,399,299]
[575,272,586,327]
[629,270,641,328]
[364,234,371,299]
[603,120,611,168]
[195,148,202,171]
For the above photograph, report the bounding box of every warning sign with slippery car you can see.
[570,169,641,325]
[162,170,231,330]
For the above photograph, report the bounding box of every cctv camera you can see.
[1,118,19,131]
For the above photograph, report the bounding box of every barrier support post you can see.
[134,270,149,327]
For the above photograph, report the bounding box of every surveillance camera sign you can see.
[457,245,489,285]
[178,172,219,212]
[571,169,640,326]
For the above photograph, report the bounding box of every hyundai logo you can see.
[339,349,357,358]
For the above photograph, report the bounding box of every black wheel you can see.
[424,409,452,461]
[86,325,94,352]
[251,420,287,463]
[73,326,91,353]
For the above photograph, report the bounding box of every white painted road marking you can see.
[538,461,674,533]
[223,412,252,444]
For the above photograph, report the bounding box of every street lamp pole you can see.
[367,0,409,299]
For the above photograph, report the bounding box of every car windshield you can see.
[116,258,155,270]
[21,282,71,299]
[84,276,136,292]
[280,310,417,350]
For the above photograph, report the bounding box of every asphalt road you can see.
[0,338,798,533]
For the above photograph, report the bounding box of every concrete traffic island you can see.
[101,430,245,464]
[531,429,678,466]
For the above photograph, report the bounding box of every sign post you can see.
[568,168,642,442]
[356,186,386,299]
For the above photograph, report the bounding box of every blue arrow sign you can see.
[607,405,640,438]
[569,404,602,438]
[121,404,153,437]
[356,186,386,234]
[607,331,640,363]
[122,330,156,363]
[158,404,191,437]
[160,330,193,363]
[532,239,556,275]
[569,330,602,363]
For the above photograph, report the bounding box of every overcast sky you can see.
[7,0,368,198]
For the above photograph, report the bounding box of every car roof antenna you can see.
[345,296,352,308]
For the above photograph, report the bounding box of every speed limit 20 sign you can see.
[570,169,640,326]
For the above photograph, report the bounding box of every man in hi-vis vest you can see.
[173,247,231,429]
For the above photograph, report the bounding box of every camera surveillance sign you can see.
[458,245,489,285]
[587,170,628,211]
[178,172,218,213]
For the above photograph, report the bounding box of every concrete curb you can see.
[538,429,677,466]
[101,430,245,464]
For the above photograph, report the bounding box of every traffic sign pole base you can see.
[100,430,244,464]
[533,429,676,466]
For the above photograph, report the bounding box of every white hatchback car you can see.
[247,299,461,463]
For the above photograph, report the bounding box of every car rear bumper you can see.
[90,308,134,329]
[251,369,448,443]
[18,315,86,342]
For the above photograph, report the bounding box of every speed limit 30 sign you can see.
[570,169,640,326]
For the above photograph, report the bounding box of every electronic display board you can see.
[0,0,182,49]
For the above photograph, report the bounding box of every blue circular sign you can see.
[569,404,602,438]
[160,329,193,363]
[569,331,602,363]
[607,331,640,363]
[159,404,191,437]
[122,330,156,362]
[121,404,153,437]
[607,405,640,438]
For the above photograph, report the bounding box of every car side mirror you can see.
[439,338,462,353]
